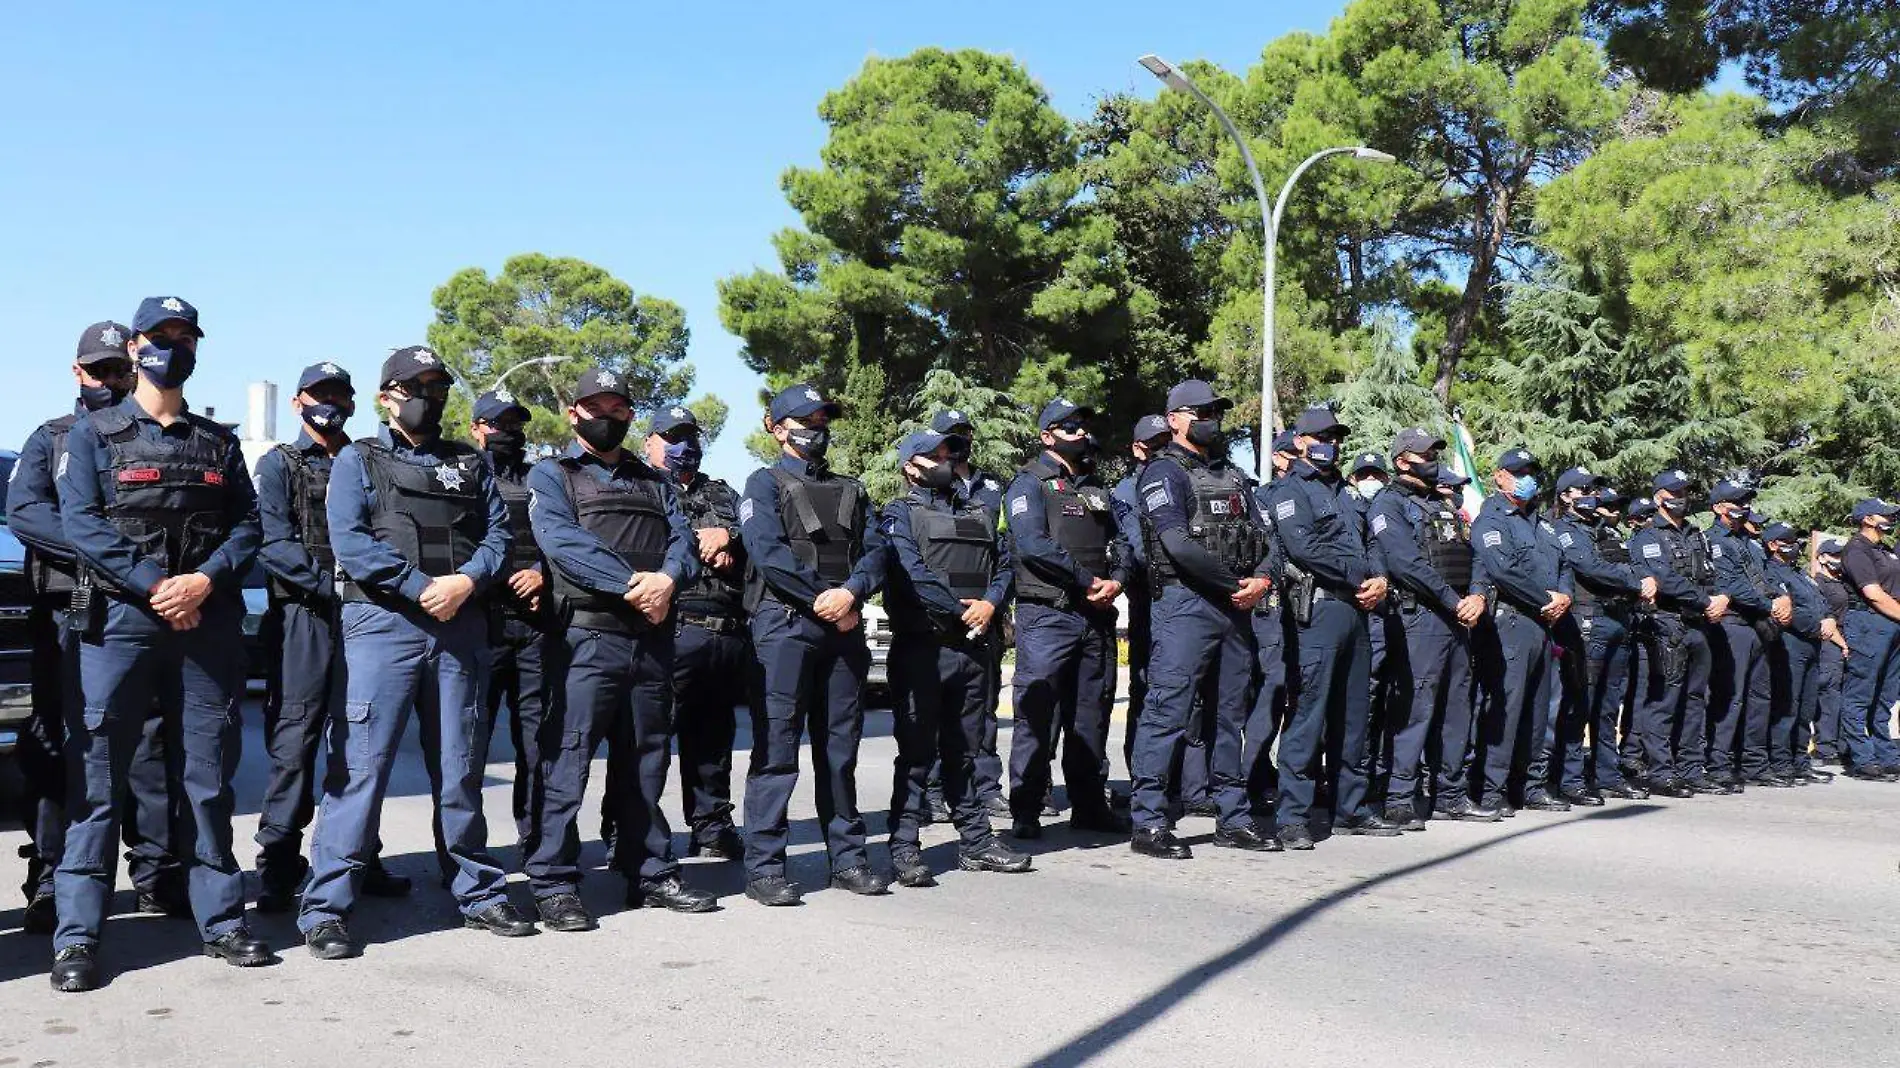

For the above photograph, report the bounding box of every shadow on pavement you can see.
[1020,804,1665,1068]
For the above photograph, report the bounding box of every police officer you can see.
[52,297,269,991]
[1348,451,1397,804]
[1110,415,1172,781]
[1811,538,1852,768]
[1548,467,1656,805]
[1469,448,1572,815]
[1132,381,1278,858]
[1241,430,1303,819]
[929,408,1010,817]
[525,370,714,929]
[1267,404,1394,848]
[6,321,183,934]
[299,345,532,960]
[1836,499,1900,780]
[252,362,410,912]
[643,404,746,859]
[1705,481,1791,788]
[738,383,890,905]
[1761,522,1833,785]
[882,430,1034,885]
[468,388,556,867]
[1628,470,1731,797]
[1366,428,1495,824]
[1007,399,1137,839]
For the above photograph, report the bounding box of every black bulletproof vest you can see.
[1659,522,1713,591]
[492,464,540,575]
[744,465,867,611]
[1011,455,1114,604]
[271,444,336,600]
[889,495,997,634]
[1419,496,1472,593]
[677,476,745,618]
[344,438,486,600]
[94,408,235,579]
[26,414,79,595]
[550,461,671,634]
[1148,456,1267,587]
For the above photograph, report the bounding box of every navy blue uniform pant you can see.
[1131,585,1253,834]
[526,626,676,894]
[1563,610,1634,791]
[1839,610,1900,772]
[1769,632,1819,777]
[1381,604,1472,809]
[55,598,245,951]
[1709,620,1774,781]
[1122,584,1151,768]
[890,634,995,853]
[1275,596,1374,830]
[742,604,870,881]
[255,598,348,887]
[1471,609,1552,808]
[1007,602,1116,822]
[484,614,556,854]
[1534,614,1585,795]
[1814,642,1844,762]
[1242,606,1287,819]
[671,622,746,845]
[300,603,505,931]
[1634,616,1712,782]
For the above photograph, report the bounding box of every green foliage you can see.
[851,368,1043,504]
[427,253,716,448]
[1331,321,1449,460]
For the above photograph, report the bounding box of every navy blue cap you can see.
[1744,507,1769,526]
[930,408,976,434]
[76,321,131,364]
[297,361,353,394]
[1292,404,1349,437]
[770,382,840,423]
[1628,497,1658,522]
[573,367,631,402]
[1038,396,1092,430]
[1818,537,1845,555]
[1496,448,1539,474]
[1437,469,1471,488]
[1555,465,1607,495]
[1597,487,1629,509]
[131,296,204,337]
[1350,451,1387,476]
[1653,468,1692,493]
[897,430,950,464]
[1164,380,1231,413]
[1711,480,1757,505]
[474,388,529,422]
[1132,414,1169,443]
[1391,426,1445,456]
[380,345,449,387]
[1271,429,1300,455]
[1852,498,1899,523]
[1761,522,1798,544]
[651,404,698,435]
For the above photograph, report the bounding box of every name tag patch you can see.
[1010,495,1029,517]
[1642,543,1662,559]
[1370,514,1387,535]
[1482,531,1502,548]
[1274,500,1296,521]
[1144,486,1171,512]
[739,499,754,524]
[1711,544,1724,558]
[1559,532,1574,548]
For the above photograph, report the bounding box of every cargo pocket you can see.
[183,705,238,772]
[345,700,376,768]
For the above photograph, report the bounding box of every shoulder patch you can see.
[1559,531,1574,548]
[1143,484,1171,512]
[1711,543,1724,558]
[1370,514,1387,535]
[56,453,68,481]
[1273,499,1296,521]
[982,478,999,492]
[1009,495,1029,517]
[738,499,754,524]
[1538,520,1555,534]
[1482,530,1503,548]
[1641,543,1662,559]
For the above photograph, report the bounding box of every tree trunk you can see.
[1433,182,1517,405]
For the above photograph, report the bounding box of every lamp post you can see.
[1138,54,1395,478]
[486,355,561,395]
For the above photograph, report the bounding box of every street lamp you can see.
[1139,54,1395,478]
[486,355,561,394]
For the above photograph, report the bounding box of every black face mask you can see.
[786,426,830,461]
[575,416,629,452]
[1820,558,1841,575]
[1401,459,1440,485]
[1660,497,1689,520]
[303,402,351,436]
[1049,435,1091,462]
[483,428,527,461]
[79,384,125,411]
[915,463,955,490]
[1186,419,1224,450]
[1305,441,1340,469]
[392,395,445,437]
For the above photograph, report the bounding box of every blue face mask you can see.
[135,341,196,389]
[304,402,350,435]
[79,384,124,411]
[662,437,703,474]
[1508,473,1539,502]
[1306,441,1339,468]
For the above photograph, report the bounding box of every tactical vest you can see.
[677,476,745,619]
[1146,458,1267,589]
[1657,521,1713,595]
[1419,497,1472,594]
[890,496,996,634]
[94,409,236,582]
[743,466,867,612]
[547,462,671,635]
[1011,457,1114,606]
[491,464,540,576]
[26,414,79,595]
[269,444,336,601]
[342,439,486,603]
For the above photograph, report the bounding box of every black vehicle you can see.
[0,449,32,759]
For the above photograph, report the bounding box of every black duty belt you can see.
[679,613,744,636]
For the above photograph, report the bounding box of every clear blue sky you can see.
[2,1,1349,483]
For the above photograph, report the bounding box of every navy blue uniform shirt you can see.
[1367,481,1464,612]
[1706,520,1775,620]
[1263,459,1373,593]
[255,431,337,600]
[5,402,86,571]
[1470,494,1567,615]
[1627,516,1713,614]
[1553,512,1644,602]
[1005,452,1131,597]
[526,442,696,596]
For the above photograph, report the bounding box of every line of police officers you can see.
[11,301,1900,993]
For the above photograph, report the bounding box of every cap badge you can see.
[412,349,437,365]
[320,362,342,375]
[598,371,618,389]
[99,326,123,346]
[803,387,822,402]
[160,297,184,313]
[669,406,686,418]
[493,388,514,403]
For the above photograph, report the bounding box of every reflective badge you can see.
[1274,500,1296,521]
[1081,490,1108,511]
[1642,543,1662,559]
[1371,514,1387,535]
[1711,544,1723,558]
[1144,487,1170,513]
[434,464,465,491]
[1482,530,1502,548]
[982,478,999,492]
[1009,495,1029,517]
[1559,532,1574,548]
[739,499,754,524]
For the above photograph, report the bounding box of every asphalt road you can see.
[3,699,1898,1068]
